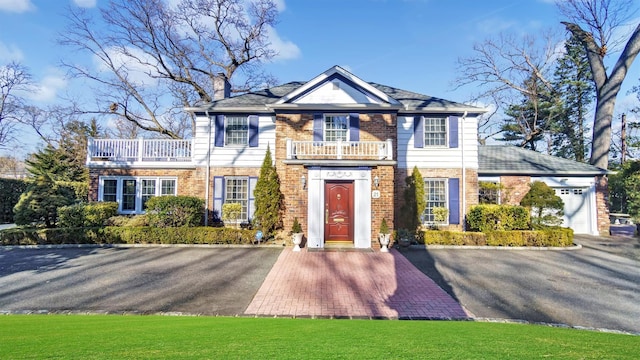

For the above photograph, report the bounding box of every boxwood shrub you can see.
[58,202,118,228]
[145,196,204,227]
[0,226,259,246]
[467,204,530,232]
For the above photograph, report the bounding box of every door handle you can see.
[325,207,328,224]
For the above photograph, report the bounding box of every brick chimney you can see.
[213,73,231,100]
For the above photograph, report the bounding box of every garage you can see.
[555,186,592,234]
[479,145,607,236]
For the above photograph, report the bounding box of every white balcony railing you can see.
[286,139,393,160]
[87,138,193,163]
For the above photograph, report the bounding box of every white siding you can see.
[294,80,381,104]
[193,114,276,167]
[396,115,478,169]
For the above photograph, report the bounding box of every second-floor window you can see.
[225,116,248,145]
[324,115,349,141]
[424,117,447,146]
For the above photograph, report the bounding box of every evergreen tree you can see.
[13,176,75,228]
[551,34,595,162]
[520,181,564,228]
[500,75,559,151]
[252,146,283,238]
[400,166,426,231]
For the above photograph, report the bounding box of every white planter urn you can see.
[292,233,303,252]
[378,233,391,252]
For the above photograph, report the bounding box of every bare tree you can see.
[0,62,31,149]
[455,32,561,148]
[558,0,640,169]
[59,0,280,139]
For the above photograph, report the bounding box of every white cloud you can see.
[0,41,24,62]
[72,0,97,8]
[273,0,286,12]
[26,71,68,102]
[0,0,35,13]
[267,26,300,61]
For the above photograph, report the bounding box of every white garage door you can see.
[555,187,591,234]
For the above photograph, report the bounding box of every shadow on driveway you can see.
[399,235,640,334]
[0,247,282,316]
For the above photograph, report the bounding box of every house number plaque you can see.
[371,190,381,199]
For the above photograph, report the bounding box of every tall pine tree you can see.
[551,34,595,162]
[252,145,283,238]
[500,75,559,151]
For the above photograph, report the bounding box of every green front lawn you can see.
[0,315,637,359]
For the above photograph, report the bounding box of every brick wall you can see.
[499,176,532,205]
[89,168,205,202]
[275,113,397,242]
[595,175,610,235]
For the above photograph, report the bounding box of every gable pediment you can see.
[272,66,402,109]
[293,76,384,105]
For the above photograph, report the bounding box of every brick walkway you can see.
[244,248,471,319]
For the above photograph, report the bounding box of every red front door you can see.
[324,181,354,243]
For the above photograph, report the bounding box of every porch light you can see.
[301,175,306,190]
[374,176,379,188]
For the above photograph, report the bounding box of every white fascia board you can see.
[185,106,273,113]
[267,103,403,111]
[400,107,488,114]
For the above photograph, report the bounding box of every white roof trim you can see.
[275,65,401,105]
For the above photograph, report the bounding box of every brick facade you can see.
[274,112,398,246]
[595,175,610,236]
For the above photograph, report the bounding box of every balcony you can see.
[286,139,393,161]
[87,138,193,166]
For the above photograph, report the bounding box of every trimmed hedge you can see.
[467,204,530,232]
[0,178,28,223]
[0,226,259,246]
[58,202,119,228]
[422,228,574,247]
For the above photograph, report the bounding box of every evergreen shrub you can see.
[467,204,530,232]
[0,178,28,223]
[145,196,204,227]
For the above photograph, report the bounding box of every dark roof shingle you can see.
[478,145,607,176]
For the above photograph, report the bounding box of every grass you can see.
[0,315,638,359]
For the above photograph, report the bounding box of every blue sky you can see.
[1,0,639,157]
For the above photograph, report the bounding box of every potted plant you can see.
[378,218,391,252]
[291,217,303,252]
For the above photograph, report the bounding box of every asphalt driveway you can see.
[401,235,640,334]
[0,246,282,315]
[1,235,638,334]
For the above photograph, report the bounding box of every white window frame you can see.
[479,179,502,205]
[422,178,448,225]
[324,114,350,142]
[224,176,249,223]
[225,115,249,146]
[98,176,178,214]
[424,117,447,147]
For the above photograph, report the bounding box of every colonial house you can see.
[87,66,609,249]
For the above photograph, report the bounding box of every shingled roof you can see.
[479,145,608,176]
[190,65,484,113]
